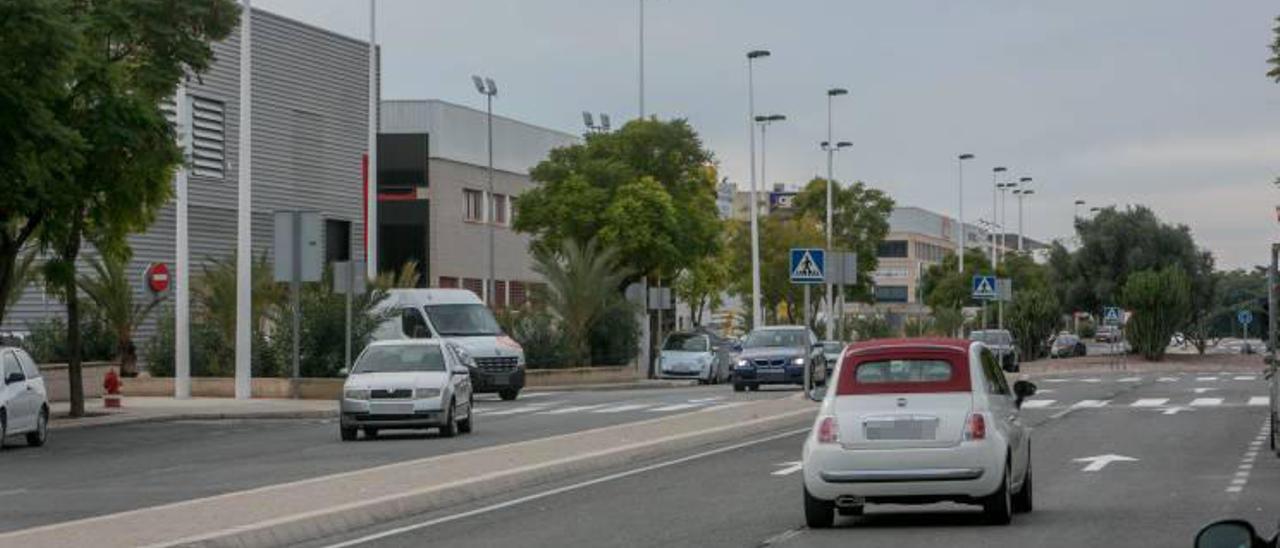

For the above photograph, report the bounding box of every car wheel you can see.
[363,427,379,439]
[983,462,1014,525]
[26,407,48,447]
[340,424,358,442]
[748,383,760,392]
[499,389,520,401]
[457,396,474,434]
[0,409,6,450]
[1012,458,1033,513]
[804,487,835,529]
[836,504,864,517]
[733,383,745,393]
[440,400,458,438]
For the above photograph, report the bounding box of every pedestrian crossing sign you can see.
[790,248,825,284]
[972,275,997,300]
[1104,306,1122,325]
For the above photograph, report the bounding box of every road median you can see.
[1,396,816,548]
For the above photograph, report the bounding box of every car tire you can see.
[748,383,760,392]
[26,407,48,447]
[458,397,474,434]
[340,425,358,442]
[440,400,458,438]
[733,383,745,393]
[499,389,519,401]
[983,462,1014,525]
[804,487,835,529]
[1012,458,1033,513]
[363,427,379,439]
[0,409,6,450]
[836,505,864,517]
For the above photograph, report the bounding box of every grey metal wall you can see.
[2,9,373,360]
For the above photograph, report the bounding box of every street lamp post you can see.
[821,140,851,338]
[1015,188,1035,252]
[1074,199,1086,220]
[824,87,847,342]
[957,154,974,272]
[746,50,770,329]
[998,181,1017,261]
[472,75,498,306]
[990,167,1006,271]
[756,113,785,324]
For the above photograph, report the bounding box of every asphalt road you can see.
[298,368,1279,548]
[0,384,793,533]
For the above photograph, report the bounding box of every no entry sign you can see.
[145,262,170,294]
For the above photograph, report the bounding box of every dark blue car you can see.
[732,326,825,392]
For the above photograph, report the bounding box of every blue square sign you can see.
[790,248,825,284]
[972,275,997,300]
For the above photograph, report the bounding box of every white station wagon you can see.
[801,338,1036,527]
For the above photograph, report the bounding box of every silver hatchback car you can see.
[339,340,474,441]
[1,346,49,448]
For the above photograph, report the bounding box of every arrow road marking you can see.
[1073,454,1139,472]
[772,461,803,476]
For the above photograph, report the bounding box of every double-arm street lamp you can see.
[472,75,498,306]
[746,49,770,329]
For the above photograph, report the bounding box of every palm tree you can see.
[192,253,285,347]
[78,254,164,376]
[532,238,632,367]
[2,247,37,313]
[374,260,422,289]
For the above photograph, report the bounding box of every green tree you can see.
[78,254,164,376]
[919,249,992,311]
[31,0,238,416]
[531,239,634,367]
[1121,267,1192,361]
[726,216,824,325]
[1268,15,1280,82]
[791,178,895,299]
[2,248,37,312]
[1007,288,1061,360]
[516,119,721,281]
[673,251,729,327]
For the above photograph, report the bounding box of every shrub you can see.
[930,307,965,337]
[499,306,568,369]
[903,317,931,338]
[23,305,116,363]
[1121,267,1192,361]
[1078,320,1096,339]
[270,270,392,378]
[1008,288,1061,360]
[144,307,282,377]
[847,312,892,341]
[588,302,640,366]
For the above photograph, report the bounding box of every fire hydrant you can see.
[103,368,122,408]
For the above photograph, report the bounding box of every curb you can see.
[525,380,701,392]
[49,410,337,431]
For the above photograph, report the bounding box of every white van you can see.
[372,289,526,400]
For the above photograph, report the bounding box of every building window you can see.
[438,276,459,289]
[492,193,508,226]
[464,189,484,222]
[877,240,908,259]
[510,281,527,307]
[874,285,909,303]
[494,280,507,308]
[462,278,484,297]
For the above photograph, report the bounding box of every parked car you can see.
[1095,325,1121,343]
[969,330,1020,372]
[1,346,49,448]
[1050,334,1087,358]
[659,331,730,384]
[372,289,526,400]
[731,326,825,391]
[339,339,475,441]
[820,341,845,376]
[801,338,1037,527]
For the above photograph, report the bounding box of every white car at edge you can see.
[801,338,1036,527]
[1,346,49,449]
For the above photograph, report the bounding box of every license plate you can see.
[864,418,938,440]
[488,374,509,385]
[370,402,413,415]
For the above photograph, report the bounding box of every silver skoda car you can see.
[339,339,474,441]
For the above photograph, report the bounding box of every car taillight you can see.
[964,413,986,441]
[817,416,839,444]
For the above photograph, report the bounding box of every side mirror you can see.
[1194,520,1260,548]
[337,367,349,378]
[1013,380,1037,406]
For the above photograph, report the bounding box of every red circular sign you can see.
[145,262,171,294]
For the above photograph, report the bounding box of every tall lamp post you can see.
[746,49,770,329]
[471,75,498,305]
[755,114,786,195]
[990,167,1006,270]
[1014,188,1035,252]
[823,87,848,341]
[997,181,1017,262]
[956,153,974,272]
[1074,199,1086,219]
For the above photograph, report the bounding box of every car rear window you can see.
[854,360,953,383]
[836,352,971,395]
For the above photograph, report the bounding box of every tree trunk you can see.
[64,216,85,417]
[0,247,15,325]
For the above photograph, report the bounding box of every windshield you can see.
[353,345,446,374]
[663,334,709,352]
[855,360,954,384]
[971,331,1012,345]
[424,304,503,337]
[743,330,807,349]
[822,342,843,354]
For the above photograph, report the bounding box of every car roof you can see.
[387,288,484,306]
[754,325,806,331]
[845,338,972,356]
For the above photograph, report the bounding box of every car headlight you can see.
[736,358,749,367]
[414,388,441,399]
[344,388,370,401]
[793,357,805,366]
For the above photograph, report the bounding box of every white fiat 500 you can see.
[801,338,1036,527]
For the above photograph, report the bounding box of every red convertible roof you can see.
[845,338,972,355]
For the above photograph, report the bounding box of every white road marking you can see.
[761,528,804,546]
[1235,376,1257,381]
[1196,377,1219,382]
[1021,400,1055,409]
[0,489,28,498]
[1193,387,1217,394]
[591,404,652,414]
[1131,398,1169,408]
[772,461,803,476]
[1230,478,1248,485]
[1158,377,1179,383]
[1227,486,1244,493]
[517,392,560,398]
[1240,463,1254,470]
[1035,389,1056,394]
[648,403,701,412]
[481,404,553,416]
[1190,398,1224,407]
[1249,397,1270,406]
[1080,378,1102,383]
[537,405,607,415]
[1073,454,1138,472]
[1072,399,1109,408]
[1245,451,1258,459]
[1043,378,1070,383]
[317,427,813,548]
[1161,406,1192,415]
[1118,377,1142,383]
[687,397,725,404]
[700,403,748,413]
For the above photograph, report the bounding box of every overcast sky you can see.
[256,0,1280,269]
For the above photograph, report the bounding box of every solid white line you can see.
[591,404,651,414]
[1072,400,1108,408]
[537,405,607,415]
[0,489,28,498]
[1080,378,1102,383]
[1190,398,1223,407]
[1235,376,1257,381]
[1021,400,1055,409]
[1249,397,1270,406]
[1043,379,1070,383]
[772,462,804,476]
[1131,398,1169,408]
[648,403,701,412]
[318,427,812,548]
[481,404,553,417]
[700,403,748,413]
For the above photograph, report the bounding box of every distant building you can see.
[715,180,736,219]
[869,207,992,309]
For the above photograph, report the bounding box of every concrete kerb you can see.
[1,396,815,548]
[49,409,338,431]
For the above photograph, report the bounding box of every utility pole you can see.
[957,154,974,272]
[746,50,770,329]
[234,0,253,400]
[824,88,847,342]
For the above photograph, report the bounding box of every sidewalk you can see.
[49,397,336,430]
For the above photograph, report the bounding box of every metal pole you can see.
[1017,193,1024,252]
[748,57,762,329]
[234,0,253,400]
[638,0,644,119]
[804,284,811,331]
[291,212,301,382]
[174,84,191,400]
[990,176,998,272]
[824,95,834,341]
[366,0,378,280]
[1268,244,1277,364]
[957,157,965,272]
[486,92,495,306]
[345,231,354,370]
